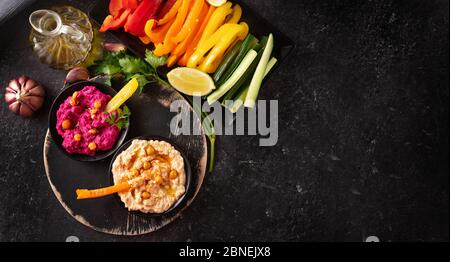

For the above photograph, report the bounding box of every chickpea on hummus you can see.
[112,139,186,214]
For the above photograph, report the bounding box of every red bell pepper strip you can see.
[157,0,182,25]
[158,0,177,19]
[109,0,124,18]
[99,8,132,32]
[109,0,140,19]
[124,0,164,37]
[123,0,139,10]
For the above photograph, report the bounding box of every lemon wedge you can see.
[105,78,139,113]
[207,0,227,7]
[167,67,216,96]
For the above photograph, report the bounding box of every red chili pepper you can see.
[124,0,164,37]
[99,9,132,32]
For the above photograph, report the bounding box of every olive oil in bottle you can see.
[29,6,102,70]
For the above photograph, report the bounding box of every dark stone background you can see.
[0,0,448,241]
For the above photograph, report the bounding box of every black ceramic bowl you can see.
[109,136,192,216]
[49,81,130,162]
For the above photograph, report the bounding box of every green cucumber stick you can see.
[244,33,274,108]
[230,57,278,113]
[207,50,258,105]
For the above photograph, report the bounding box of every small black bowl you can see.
[108,136,192,216]
[49,81,130,162]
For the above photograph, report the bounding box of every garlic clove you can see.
[18,76,28,86]
[26,96,44,109]
[65,67,90,85]
[8,80,20,92]
[19,103,34,117]
[103,42,126,53]
[27,85,45,97]
[23,78,37,92]
[8,101,20,113]
[4,91,16,104]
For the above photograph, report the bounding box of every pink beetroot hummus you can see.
[56,86,120,156]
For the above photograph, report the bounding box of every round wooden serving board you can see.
[43,83,207,235]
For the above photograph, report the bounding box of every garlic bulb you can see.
[4,76,45,117]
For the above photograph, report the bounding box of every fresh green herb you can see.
[118,56,150,76]
[132,74,157,93]
[105,105,131,130]
[90,50,167,92]
[145,49,168,69]
[92,52,121,76]
[93,62,122,76]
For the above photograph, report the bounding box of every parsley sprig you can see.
[105,105,131,130]
[90,49,168,93]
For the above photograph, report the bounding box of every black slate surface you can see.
[0,0,448,241]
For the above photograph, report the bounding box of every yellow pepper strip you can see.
[76,182,131,200]
[188,22,249,73]
[178,5,216,66]
[202,37,240,73]
[139,35,151,45]
[167,4,208,67]
[158,0,182,25]
[144,18,173,45]
[154,0,191,57]
[172,0,204,44]
[144,19,156,37]
[226,4,242,24]
[197,2,232,48]
[105,78,139,113]
[187,31,221,69]
[199,22,249,73]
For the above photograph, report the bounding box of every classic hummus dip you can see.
[112,139,186,213]
[56,86,120,156]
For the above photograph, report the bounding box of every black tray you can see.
[89,0,296,83]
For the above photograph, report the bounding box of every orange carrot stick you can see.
[76,182,131,200]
